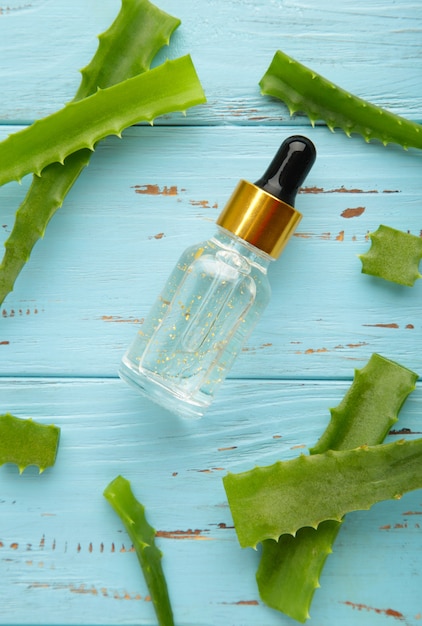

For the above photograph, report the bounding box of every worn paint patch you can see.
[132,184,219,211]
[363,323,415,330]
[0,538,140,554]
[148,232,165,240]
[0,4,33,16]
[304,347,328,355]
[216,523,234,530]
[363,323,400,329]
[132,184,179,196]
[233,600,259,606]
[378,521,422,530]
[101,315,144,324]
[300,186,399,194]
[2,308,39,317]
[242,342,273,352]
[293,230,348,241]
[390,428,422,436]
[27,581,148,601]
[156,528,211,540]
[119,544,135,553]
[191,467,225,473]
[189,199,219,209]
[221,599,259,606]
[342,600,405,620]
[341,206,366,218]
[295,342,368,355]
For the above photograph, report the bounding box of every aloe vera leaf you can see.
[0,412,60,473]
[257,521,340,623]
[359,224,422,287]
[310,353,418,455]
[224,437,422,549]
[0,154,94,303]
[0,54,205,188]
[0,0,182,304]
[256,353,418,622]
[74,0,181,100]
[104,475,174,626]
[259,50,422,150]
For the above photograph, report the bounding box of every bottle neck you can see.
[213,226,273,272]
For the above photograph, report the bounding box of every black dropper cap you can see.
[254,135,316,207]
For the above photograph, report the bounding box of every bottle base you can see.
[119,357,209,420]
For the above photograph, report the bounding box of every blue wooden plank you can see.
[0,0,421,124]
[1,0,422,624]
[0,125,421,380]
[0,377,421,625]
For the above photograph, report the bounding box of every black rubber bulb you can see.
[254,135,317,207]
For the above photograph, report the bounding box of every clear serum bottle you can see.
[119,136,316,419]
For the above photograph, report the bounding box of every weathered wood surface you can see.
[1,378,421,626]
[0,1,421,625]
[1,126,422,380]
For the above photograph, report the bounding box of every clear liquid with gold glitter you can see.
[119,228,272,418]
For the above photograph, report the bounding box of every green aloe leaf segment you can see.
[0,0,206,305]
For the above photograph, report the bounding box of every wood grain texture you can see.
[0,0,421,124]
[0,378,421,626]
[0,0,421,624]
[0,125,421,380]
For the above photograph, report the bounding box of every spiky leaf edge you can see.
[104,475,175,626]
[0,55,205,188]
[224,437,422,550]
[0,0,204,304]
[256,353,418,622]
[259,50,422,150]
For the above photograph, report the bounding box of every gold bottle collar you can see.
[216,179,302,259]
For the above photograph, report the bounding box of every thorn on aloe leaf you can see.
[260,49,422,151]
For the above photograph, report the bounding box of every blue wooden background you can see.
[1,1,422,625]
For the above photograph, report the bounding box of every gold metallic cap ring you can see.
[216,179,302,259]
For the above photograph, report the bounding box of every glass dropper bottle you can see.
[119,135,317,418]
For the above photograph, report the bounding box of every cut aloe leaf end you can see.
[359,224,422,286]
[0,413,60,473]
[312,352,418,454]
